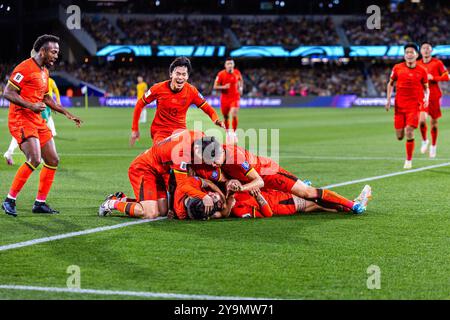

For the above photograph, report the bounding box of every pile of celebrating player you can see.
[99,57,372,221]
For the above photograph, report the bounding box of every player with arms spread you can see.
[386,43,429,169]
[417,42,449,158]
[1,34,82,217]
[130,57,224,145]
[214,57,243,144]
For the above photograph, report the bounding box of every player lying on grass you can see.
[99,130,225,218]
[130,57,225,146]
[191,141,372,215]
[99,176,351,220]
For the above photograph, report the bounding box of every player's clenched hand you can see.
[226,179,242,192]
[385,101,391,112]
[215,119,226,129]
[130,131,140,146]
[202,195,214,215]
[66,113,83,127]
[30,102,46,113]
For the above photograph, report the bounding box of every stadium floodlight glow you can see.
[280,1,285,7]
[96,45,152,56]
[155,0,160,6]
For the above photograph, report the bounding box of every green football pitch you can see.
[0,107,449,300]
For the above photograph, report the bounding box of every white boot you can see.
[429,145,437,158]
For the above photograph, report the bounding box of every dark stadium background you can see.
[1,0,448,107]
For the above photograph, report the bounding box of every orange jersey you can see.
[131,130,207,199]
[417,58,448,98]
[216,69,242,101]
[173,176,204,220]
[7,58,49,127]
[390,62,428,112]
[132,80,217,141]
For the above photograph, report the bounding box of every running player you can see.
[1,35,82,217]
[136,76,148,124]
[386,43,429,169]
[130,57,224,146]
[417,42,449,158]
[213,58,243,144]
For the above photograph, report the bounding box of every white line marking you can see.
[0,284,272,300]
[0,217,166,252]
[1,162,449,253]
[323,162,450,189]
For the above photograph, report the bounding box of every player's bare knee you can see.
[158,199,168,216]
[46,156,59,167]
[27,155,41,168]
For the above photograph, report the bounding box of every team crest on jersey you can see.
[241,161,250,171]
[13,73,24,83]
[180,162,187,170]
[144,89,151,98]
[211,170,219,180]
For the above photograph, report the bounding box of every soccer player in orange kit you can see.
[130,57,224,146]
[417,42,449,158]
[191,144,371,215]
[386,43,429,169]
[214,57,243,143]
[99,130,224,219]
[2,35,82,217]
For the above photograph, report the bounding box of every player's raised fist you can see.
[130,131,140,146]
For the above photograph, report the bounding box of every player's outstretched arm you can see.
[198,101,225,129]
[43,94,82,127]
[3,83,46,113]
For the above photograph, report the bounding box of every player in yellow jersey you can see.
[136,76,148,124]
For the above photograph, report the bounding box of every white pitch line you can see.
[1,162,449,253]
[0,284,271,300]
[323,162,450,189]
[0,217,166,252]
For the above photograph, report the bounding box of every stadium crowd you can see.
[343,4,450,45]
[230,17,339,46]
[64,62,368,97]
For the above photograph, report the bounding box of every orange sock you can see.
[431,127,438,146]
[114,201,136,217]
[8,162,36,199]
[232,116,238,131]
[406,139,415,161]
[420,123,427,141]
[319,189,354,210]
[36,164,57,202]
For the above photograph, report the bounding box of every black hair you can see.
[420,41,433,48]
[193,136,223,164]
[404,43,418,53]
[33,34,60,52]
[225,57,234,61]
[186,198,221,220]
[169,56,192,75]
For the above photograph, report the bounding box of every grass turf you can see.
[0,107,449,300]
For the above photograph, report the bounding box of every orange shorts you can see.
[261,167,299,193]
[220,99,240,117]
[9,120,53,147]
[428,98,442,119]
[394,111,419,129]
[128,164,167,202]
[263,190,297,216]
